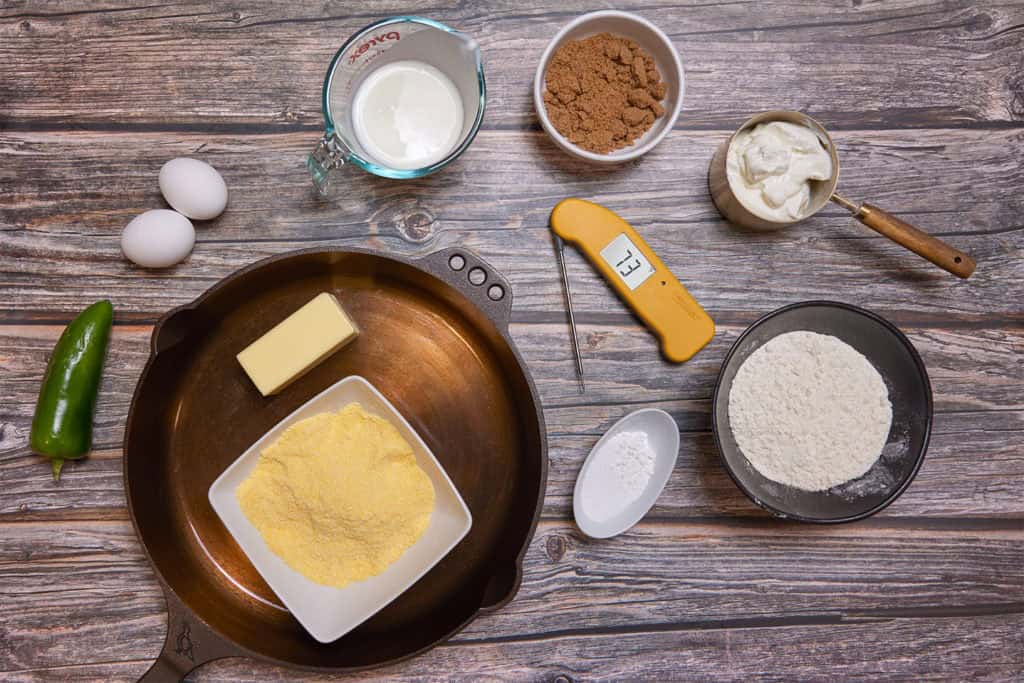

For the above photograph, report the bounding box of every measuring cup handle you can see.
[306,135,347,196]
[854,203,976,279]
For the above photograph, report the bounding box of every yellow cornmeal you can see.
[236,403,435,587]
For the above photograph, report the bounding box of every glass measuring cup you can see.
[307,17,486,194]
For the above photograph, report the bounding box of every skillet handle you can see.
[151,305,198,355]
[417,248,514,330]
[138,589,238,682]
[479,563,523,612]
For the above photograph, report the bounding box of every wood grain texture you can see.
[1,1,1023,130]
[4,615,1022,682]
[2,128,1022,321]
[1,519,1021,675]
[1,0,1022,680]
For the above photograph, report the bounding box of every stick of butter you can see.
[237,292,359,396]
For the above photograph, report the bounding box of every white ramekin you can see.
[533,10,685,164]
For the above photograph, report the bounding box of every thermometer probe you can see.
[550,199,714,391]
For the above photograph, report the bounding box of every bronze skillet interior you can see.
[124,247,547,680]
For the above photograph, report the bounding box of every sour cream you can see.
[726,121,833,222]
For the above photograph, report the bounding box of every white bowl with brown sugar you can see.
[533,10,684,163]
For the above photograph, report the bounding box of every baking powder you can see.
[580,430,657,522]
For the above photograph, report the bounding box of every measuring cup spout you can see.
[306,135,348,196]
[458,35,482,61]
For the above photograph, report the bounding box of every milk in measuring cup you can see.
[352,60,465,170]
[308,17,485,192]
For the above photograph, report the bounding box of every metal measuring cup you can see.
[708,111,975,278]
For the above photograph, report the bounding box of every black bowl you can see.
[712,301,933,523]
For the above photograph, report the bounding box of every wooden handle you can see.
[855,203,976,278]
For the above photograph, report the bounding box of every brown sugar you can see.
[543,33,667,154]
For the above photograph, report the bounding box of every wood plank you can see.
[4,615,1024,681]
[1,2,1022,130]
[0,518,1020,676]
[181,615,1024,682]
[4,613,1024,681]
[1,323,1020,518]
[1,128,1021,321]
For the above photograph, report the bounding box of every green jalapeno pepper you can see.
[30,300,113,480]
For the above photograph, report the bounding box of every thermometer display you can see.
[599,233,655,290]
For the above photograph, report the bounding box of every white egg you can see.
[158,157,228,220]
[121,210,195,268]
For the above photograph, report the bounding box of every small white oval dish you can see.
[573,408,680,539]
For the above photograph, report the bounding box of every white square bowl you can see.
[208,375,473,643]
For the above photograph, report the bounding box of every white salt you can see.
[580,430,657,522]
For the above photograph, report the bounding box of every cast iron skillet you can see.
[712,301,932,523]
[124,247,547,680]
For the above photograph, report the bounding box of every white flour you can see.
[727,331,893,491]
[581,430,657,522]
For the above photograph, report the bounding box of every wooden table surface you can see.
[2,1,1022,680]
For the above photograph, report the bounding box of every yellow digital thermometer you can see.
[550,198,714,372]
